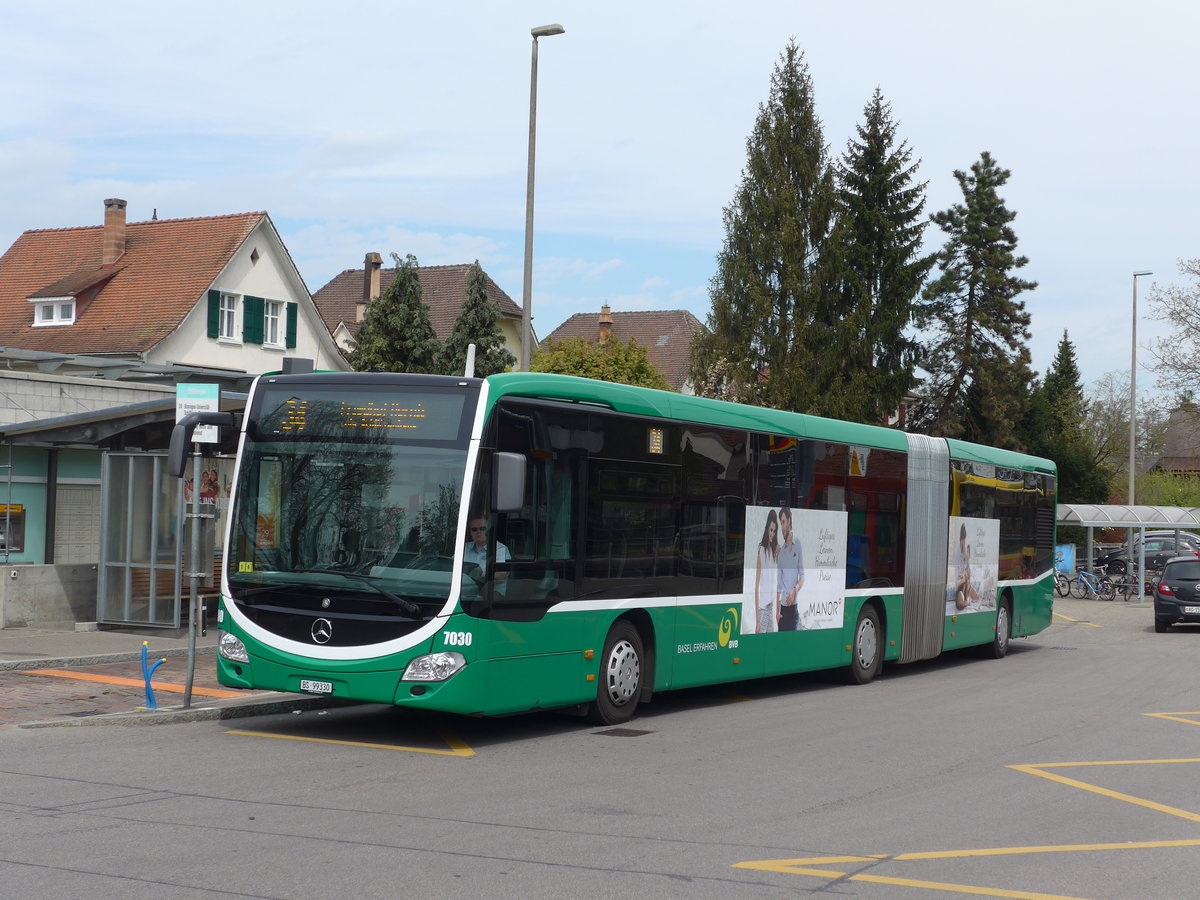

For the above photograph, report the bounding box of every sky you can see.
[2,0,1197,395]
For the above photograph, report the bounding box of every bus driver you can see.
[464,517,509,595]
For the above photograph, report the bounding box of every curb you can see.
[17,693,354,729]
[0,645,217,672]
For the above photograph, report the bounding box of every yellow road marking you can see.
[1145,711,1200,726]
[1052,612,1101,627]
[737,750,1200,897]
[226,727,475,757]
[27,668,245,699]
[733,857,1090,899]
[1008,760,1200,823]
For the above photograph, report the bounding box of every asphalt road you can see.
[2,596,1197,899]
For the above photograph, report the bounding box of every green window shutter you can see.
[207,289,221,338]
[285,302,298,348]
[243,295,264,344]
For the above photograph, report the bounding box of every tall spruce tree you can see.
[827,88,933,423]
[1023,331,1111,501]
[912,152,1036,448]
[690,41,836,412]
[349,253,439,373]
[436,261,515,377]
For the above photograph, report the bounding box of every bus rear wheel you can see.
[847,605,882,684]
[588,621,644,725]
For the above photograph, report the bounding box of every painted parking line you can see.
[1051,612,1101,627]
[26,668,245,699]
[1144,711,1200,727]
[736,742,1200,896]
[225,727,476,757]
[733,853,1091,899]
[1008,758,1200,823]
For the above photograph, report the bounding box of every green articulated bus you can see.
[174,371,1057,725]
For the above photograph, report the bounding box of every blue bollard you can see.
[141,641,166,711]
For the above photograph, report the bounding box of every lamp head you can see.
[1133,270,1152,277]
[532,24,565,38]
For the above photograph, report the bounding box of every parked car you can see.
[1152,556,1200,632]
[1094,534,1200,574]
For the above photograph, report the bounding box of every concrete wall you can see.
[0,563,98,629]
[0,371,173,426]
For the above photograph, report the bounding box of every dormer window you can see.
[31,297,76,326]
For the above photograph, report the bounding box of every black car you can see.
[1095,534,1200,574]
[1153,557,1200,632]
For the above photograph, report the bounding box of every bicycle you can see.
[1110,571,1139,600]
[1053,570,1071,598]
[1070,565,1116,601]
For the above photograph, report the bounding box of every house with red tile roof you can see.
[541,305,706,393]
[0,199,346,374]
[312,253,523,359]
[0,200,346,630]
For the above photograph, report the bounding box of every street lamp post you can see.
[1130,269,1152,589]
[520,23,565,373]
[1129,270,1152,506]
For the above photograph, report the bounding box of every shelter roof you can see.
[1056,504,1200,528]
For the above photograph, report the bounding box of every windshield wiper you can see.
[289,567,423,616]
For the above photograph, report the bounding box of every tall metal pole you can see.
[1129,270,1151,593]
[1129,271,1152,506]
[520,24,564,373]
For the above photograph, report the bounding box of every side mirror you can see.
[492,452,526,512]
[168,412,236,477]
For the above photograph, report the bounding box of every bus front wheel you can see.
[847,605,882,684]
[588,621,644,725]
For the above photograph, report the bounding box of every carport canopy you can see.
[1055,504,1200,582]
[1056,504,1200,529]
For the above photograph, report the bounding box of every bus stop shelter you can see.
[1056,504,1200,589]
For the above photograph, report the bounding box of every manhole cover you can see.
[594,727,652,737]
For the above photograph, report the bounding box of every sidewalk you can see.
[0,625,335,729]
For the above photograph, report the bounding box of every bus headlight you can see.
[218,630,249,664]
[403,651,466,682]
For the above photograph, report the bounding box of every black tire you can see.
[1099,578,1116,602]
[983,599,1012,659]
[847,605,882,684]
[1054,573,1070,598]
[588,620,644,725]
[1155,618,1171,633]
[1108,560,1127,575]
[1068,577,1085,599]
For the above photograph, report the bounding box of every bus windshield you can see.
[226,380,476,612]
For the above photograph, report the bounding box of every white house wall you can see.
[155,222,348,374]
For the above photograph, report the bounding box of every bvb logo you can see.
[718,607,739,647]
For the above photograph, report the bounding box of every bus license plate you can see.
[1184,606,1200,615]
[300,679,333,694]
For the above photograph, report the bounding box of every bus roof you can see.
[483,372,1054,475]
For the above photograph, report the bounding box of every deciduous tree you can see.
[533,335,672,391]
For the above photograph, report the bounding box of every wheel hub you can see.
[605,639,640,705]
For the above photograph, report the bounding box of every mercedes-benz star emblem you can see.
[311,618,333,644]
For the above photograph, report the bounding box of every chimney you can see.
[102,198,127,266]
[358,252,383,322]
[598,304,613,344]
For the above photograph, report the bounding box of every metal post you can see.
[183,444,202,708]
[1129,270,1151,591]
